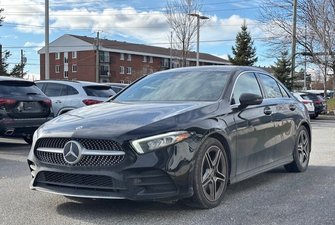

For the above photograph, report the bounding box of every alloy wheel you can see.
[201,146,227,202]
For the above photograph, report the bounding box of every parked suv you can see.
[36,80,116,116]
[0,76,53,144]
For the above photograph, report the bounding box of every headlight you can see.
[131,131,191,154]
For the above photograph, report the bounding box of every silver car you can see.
[36,80,116,116]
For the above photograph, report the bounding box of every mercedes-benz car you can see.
[0,76,53,144]
[27,66,311,209]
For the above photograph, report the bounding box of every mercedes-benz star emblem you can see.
[63,141,82,165]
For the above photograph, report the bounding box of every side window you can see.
[66,85,79,95]
[258,73,283,98]
[232,73,262,105]
[278,84,289,97]
[35,83,44,91]
[44,83,66,97]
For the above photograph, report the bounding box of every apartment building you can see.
[38,34,230,83]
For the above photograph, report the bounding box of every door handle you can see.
[289,104,296,111]
[264,107,272,115]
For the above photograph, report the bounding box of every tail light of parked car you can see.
[0,98,17,106]
[82,99,103,106]
[41,99,52,107]
[302,100,311,105]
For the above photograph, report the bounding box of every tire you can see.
[23,136,33,145]
[184,138,229,209]
[285,126,311,172]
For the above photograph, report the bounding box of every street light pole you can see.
[45,0,50,80]
[188,13,209,67]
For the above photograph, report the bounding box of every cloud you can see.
[2,2,263,51]
[24,41,45,51]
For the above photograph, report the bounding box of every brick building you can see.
[38,34,230,83]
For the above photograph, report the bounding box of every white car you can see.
[36,80,116,116]
[293,92,315,118]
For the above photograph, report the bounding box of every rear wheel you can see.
[285,126,310,172]
[184,138,228,209]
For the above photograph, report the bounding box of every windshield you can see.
[114,70,229,102]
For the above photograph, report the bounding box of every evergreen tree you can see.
[228,23,258,66]
[271,51,291,88]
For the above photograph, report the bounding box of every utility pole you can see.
[21,49,24,78]
[170,31,173,69]
[95,31,100,83]
[0,44,2,70]
[45,0,50,80]
[290,0,297,90]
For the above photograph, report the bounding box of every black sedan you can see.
[27,66,311,209]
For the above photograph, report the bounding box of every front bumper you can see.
[28,139,198,201]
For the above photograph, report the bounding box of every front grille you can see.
[36,138,123,151]
[35,138,125,167]
[35,171,126,191]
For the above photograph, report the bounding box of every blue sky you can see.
[0,0,272,80]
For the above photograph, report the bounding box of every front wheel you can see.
[285,126,310,172]
[184,138,229,209]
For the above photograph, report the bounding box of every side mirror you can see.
[239,93,263,108]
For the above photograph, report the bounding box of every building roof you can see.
[70,34,230,64]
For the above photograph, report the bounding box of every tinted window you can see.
[115,70,229,102]
[258,74,282,98]
[43,83,67,97]
[0,81,44,96]
[278,84,289,97]
[65,85,79,95]
[232,73,262,105]
[83,86,115,97]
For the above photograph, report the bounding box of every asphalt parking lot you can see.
[0,119,334,225]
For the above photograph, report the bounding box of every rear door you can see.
[0,81,51,119]
[42,83,80,116]
[231,72,275,176]
[256,73,296,161]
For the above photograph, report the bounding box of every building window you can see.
[143,56,147,62]
[127,67,132,75]
[127,54,132,61]
[55,52,60,60]
[64,52,68,64]
[72,64,77,73]
[64,71,68,79]
[55,65,60,73]
[120,66,125,74]
[120,53,124,60]
[149,56,153,63]
[72,51,77,59]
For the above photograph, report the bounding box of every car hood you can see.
[37,101,219,141]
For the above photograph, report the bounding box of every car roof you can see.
[0,76,33,83]
[35,79,110,87]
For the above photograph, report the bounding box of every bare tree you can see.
[260,0,335,94]
[166,0,201,67]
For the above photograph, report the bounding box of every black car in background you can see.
[0,76,53,144]
[300,92,325,117]
[28,66,311,208]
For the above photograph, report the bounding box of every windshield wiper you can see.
[26,92,40,95]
